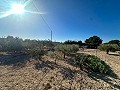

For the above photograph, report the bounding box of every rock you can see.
[43,83,52,90]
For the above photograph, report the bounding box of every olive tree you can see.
[98,44,120,54]
[55,44,79,58]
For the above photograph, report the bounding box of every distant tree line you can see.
[64,40,83,47]
[108,40,120,46]
[64,36,103,49]
[0,36,120,55]
[64,36,120,54]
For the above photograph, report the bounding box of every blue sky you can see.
[0,0,120,42]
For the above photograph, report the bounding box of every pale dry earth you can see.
[0,50,120,90]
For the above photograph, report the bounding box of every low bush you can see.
[73,54,108,74]
[86,55,108,74]
[27,49,47,60]
[48,51,63,59]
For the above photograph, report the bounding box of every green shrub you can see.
[55,44,79,58]
[73,54,108,74]
[87,55,108,74]
[99,44,120,54]
[48,51,63,59]
[73,53,88,66]
[27,49,47,60]
[48,51,63,63]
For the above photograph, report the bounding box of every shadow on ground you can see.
[109,53,120,56]
[35,60,79,81]
[0,53,30,69]
[84,70,120,89]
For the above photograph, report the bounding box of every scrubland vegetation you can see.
[0,36,120,89]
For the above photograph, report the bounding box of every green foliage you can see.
[73,53,88,66]
[108,40,120,45]
[73,54,108,74]
[64,40,83,47]
[87,55,108,74]
[85,36,102,49]
[28,49,47,60]
[48,51,62,59]
[99,44,120,54]
[0,36,23,52]
[0,36,59,52]
[55,44,79,58]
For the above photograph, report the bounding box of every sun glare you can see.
[0,0,45,19]
[11,3,25,15]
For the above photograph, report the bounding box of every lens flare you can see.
[0,0,45,19]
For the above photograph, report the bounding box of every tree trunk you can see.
[106,50,109,54]
[39,54,41,60]
[63,53,65,59]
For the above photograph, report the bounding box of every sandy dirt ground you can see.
[0,50,120,90]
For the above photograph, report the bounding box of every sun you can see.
[0,0,45,19]
[11,3,25,15]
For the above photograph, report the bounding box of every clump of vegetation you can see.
[85,36,102,49]
[48,51,62,59]
[0,36,60,53]
[64,40,83,47]
[0,36,23,52]
[73,54,108,74]
[86,55,108,74]
[27,49,47,60]
[98,44,120,54]
[55,44,79,58]
[108,40,120,46]
[48,51,63,63]
[73,53,88,70]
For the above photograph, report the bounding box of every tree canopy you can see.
[55,44,79,58]
[85,36,102,49]
[64,40,83,47]
[108,40,120,45]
